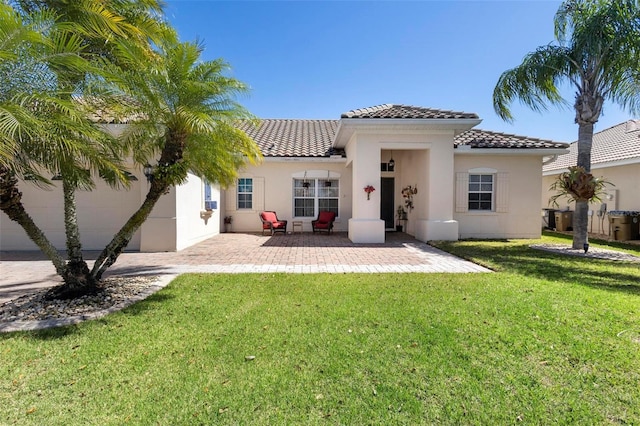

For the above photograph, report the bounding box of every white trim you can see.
[339,118,482,128]
[334,118,482,147]
[292,170,341,179]
[455,148,568,156]
[263,157,346,163]
[292,177,340,219]
[543,156,640,175]
[468,167,497,174]
[467,172,495,212]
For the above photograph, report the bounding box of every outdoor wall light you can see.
[143,163,154,182]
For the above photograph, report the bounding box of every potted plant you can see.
[224,216,232,233]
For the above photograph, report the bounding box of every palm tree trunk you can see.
[91,177,170,280]
[91,137,186,280]
[47,176,97,300]
[572,122,595,249]
[576,122,594,172]
[0,166,67,275]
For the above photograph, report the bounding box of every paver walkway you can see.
[0,232,490,304]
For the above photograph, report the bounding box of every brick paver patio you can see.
[0,232,490,304]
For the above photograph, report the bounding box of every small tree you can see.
[0,3,126,282]
[84,37,262,289]
[493,0,640,249]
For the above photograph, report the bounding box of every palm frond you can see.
[493,45,572,121]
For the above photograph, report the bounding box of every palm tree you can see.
[0,3,125,281]
[6,0,169,299]
[493,0,640,249]
[88,37,262,282]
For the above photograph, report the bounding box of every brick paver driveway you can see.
[0,232,489,304]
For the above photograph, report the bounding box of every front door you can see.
[380,177,395,230]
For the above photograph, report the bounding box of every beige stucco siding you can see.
[175,174,220,250]
[1,174,143,251]
[542,163,640,236]
[542,163,640,212]
[454,154,543,239]
[139,173,221,252]
[224,160,352,233]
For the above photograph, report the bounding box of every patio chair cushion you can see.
[312,211,336,233]
[260,211,287,234]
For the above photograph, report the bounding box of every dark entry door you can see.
[380,177,395,229]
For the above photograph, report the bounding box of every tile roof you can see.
[455,129,567,150]
[79,96,144,124]
[543,120,640,172]
[237,119,341,157]
[341,104,479,120]
[240,120,564,158]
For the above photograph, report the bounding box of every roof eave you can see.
[333,118,482,148]
[262,156,347,163]
[455,148,569,156]
[543,155,640,175]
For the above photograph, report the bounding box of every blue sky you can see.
[165,1,635,143]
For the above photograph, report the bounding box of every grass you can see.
[1,235,639,425]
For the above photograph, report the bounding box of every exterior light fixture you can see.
[143,163,154,182]
[388,151,395,170]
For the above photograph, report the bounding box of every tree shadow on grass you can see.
[436,241,640,296]
[119,292,175,316]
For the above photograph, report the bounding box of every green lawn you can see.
[1,236,639,425]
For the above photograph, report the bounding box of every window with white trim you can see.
[237,178,253,209]
[468,174,494,211]
[204,181,216,210]
[293,178,339,217]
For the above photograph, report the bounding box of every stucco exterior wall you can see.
[542,163,640,235]
[454,154,543,239]
[137,173,223,252]
[1,172,143,251]
[393,149,428,237]
[223,160,352,233]
[175,174,220,251]
[341,128,460,242]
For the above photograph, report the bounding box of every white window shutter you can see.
[227,184,237,212]
[455,172,469,213]
[496,172,509,213]
[254,177,265,212]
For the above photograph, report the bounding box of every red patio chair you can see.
[312,211,336,234]
[259,211,288,235]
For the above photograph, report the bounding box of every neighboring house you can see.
[542,120,640,235]
[0,104,567,251]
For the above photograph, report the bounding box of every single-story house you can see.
[1,104,568,251]
[542,119,640,235]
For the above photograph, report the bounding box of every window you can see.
[468,174,494,211]
[380,162,394,172]
[293,178,339,217]
[237,178,253,209]
[203,181,217,210]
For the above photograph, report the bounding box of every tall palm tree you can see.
[493,0,640,249]
[87,37,262,283]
